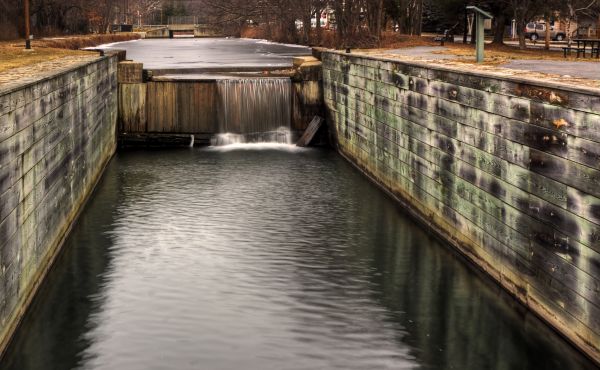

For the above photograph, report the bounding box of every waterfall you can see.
[212,78,292,146]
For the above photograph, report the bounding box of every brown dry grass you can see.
[377,32,437,49]
[241,27,437,49]
[0,33,140,74]
[240,26,263,40]
[0,48,93,74]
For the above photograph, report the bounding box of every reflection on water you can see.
[1,148,597,370]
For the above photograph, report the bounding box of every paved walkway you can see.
[503,59,599,80]
[381,46,600,81]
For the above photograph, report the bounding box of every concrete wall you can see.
[0,55,118,354]
[322,51,600,363]
[140,26,223,39]
[143,28,170,39]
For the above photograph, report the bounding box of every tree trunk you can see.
[492,13,505,44]
[517,19,526,49]
[415,0,423,35]
[470,16,476,44]
[567,4,575,46]
[544,16,551,50]
[463,5,468,43]
[303,14,311,44]
[315,9,322,45]
[376,0,384,43]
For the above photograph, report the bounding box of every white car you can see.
[524,22,566,41]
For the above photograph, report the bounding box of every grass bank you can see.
[0,33,140,74]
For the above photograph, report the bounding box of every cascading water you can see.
[212,78,292,146]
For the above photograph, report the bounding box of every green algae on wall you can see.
[322,51,600,365]
[0,54,119,356]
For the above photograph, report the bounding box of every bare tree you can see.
[503,0,544,48]
[563,0,598,44]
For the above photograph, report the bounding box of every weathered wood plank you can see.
[118,83,146,132]
[117,61,143,84]
[296,116,324,147]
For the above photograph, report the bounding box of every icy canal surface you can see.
[98,38,311,69]
[2,148,597,370]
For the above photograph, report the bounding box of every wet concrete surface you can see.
[100,38,312,70]
[383,46,600,80]
[503,59,600,80]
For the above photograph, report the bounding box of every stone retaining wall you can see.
[0,54,118,355]
[322,50,600,363]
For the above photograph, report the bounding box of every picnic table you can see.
[563,39,600,58]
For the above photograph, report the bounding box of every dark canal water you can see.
[1,147,597,370]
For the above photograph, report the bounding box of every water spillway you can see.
[213,78,293,145]
[117,58,323,147]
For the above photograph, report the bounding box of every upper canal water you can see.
[1,146,597,370]
[99,38,311,69]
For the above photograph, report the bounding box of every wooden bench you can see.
[563,47,587,58]
[434,28,455,46]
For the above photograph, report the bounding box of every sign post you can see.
[466,6,493,63]
[24,0,31,49]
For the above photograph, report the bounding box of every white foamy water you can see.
[209,130,305,152]
[211,129,292,145]
[207,142,306,152]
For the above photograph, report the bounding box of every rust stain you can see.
[516,84,569,106]
[553,118,569,129]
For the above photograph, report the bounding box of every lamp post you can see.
[24,0,31,49]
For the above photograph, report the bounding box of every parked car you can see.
[524,22,566,41]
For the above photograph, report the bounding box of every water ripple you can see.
[1,149,597,370]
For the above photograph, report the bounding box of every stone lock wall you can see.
[322,51,600,363]
[0,55,118,354]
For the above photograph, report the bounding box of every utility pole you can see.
[24,0,31,49]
